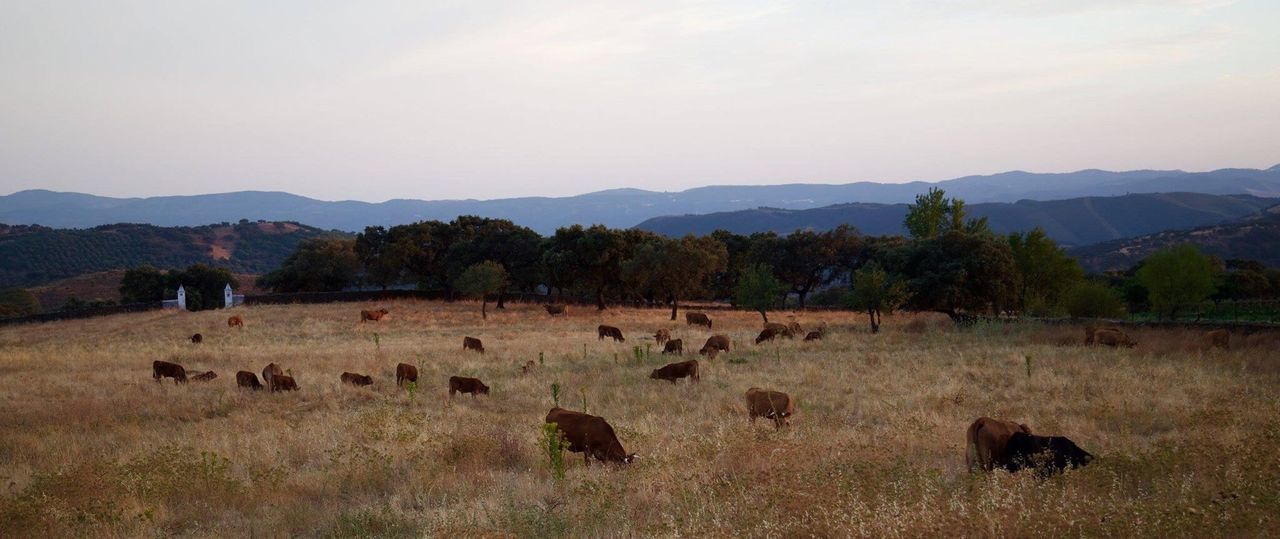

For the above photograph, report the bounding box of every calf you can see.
[463,336,485,353]
[396,363,418,387]
[544,304,567,316]
[449,376,490,397]
[360,308,389,322]
[236,371,264,390]
[662,338,684,355]
[1005,432,1094,475]
[1095,328,1136,348]
[703,334,731,353]
[190,370,218,382]
[227,315,244,328]
[755,326,785,344]
[545,407,636,465]
[685,312,712,328]
[966,417,1031,472]
[654,329,671,345]
[152,360,188,384]
[1203,329,1229,350]
[270,374,298,392]
[262,363,283,387]
[745,388,794,429]
[597,325,625,342]
[650,360,699,383]
[341,372,374,386]
[190,333,203,344]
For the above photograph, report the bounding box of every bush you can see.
[1064,281,1126,319]
[0,288,40,318]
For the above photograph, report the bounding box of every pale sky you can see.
[1,0,1277,202]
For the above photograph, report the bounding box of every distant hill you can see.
[0,221,344,289]
[3,165,1277,233]
[634,193,1278,247]
[1070,207,1280,272]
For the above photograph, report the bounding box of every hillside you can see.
[0,221,344,289]
[24,270,267,311]
[635,193,1277,246]
[1071,208,1280,272]
[3,165,1278,233]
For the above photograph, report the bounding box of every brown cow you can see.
[745,388,794,429]
[545,407,636,465]
[152,360,188,384]
[1084,325,1122,345]
[654,329,671,345]
[763,322,794,338]
[786,320,803,337]
[341,372,373,386]
[236,371,263,390]
[227,315,244,328]
[360,308,389,322]
[262,363,283,387]
[449,376,489,396]
[686,312,712,328]
[755,326,785,344]
[699,345,719,359]
[521,360,537,374]
[598,325,625,342]
[703,334,731,353]
[650,360,699,383]
[662,338,684,355]
[544,304,567,316]
[463,336,485,353]
[190,370,217,382]
[803,331,823,341]
[396,363,418,387]
[966,417,1032,472]
[190,333,203,344]
[1203,329,1229,350]
[1095,328,1136,348]
[270,374,298,392]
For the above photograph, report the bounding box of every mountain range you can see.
[1070,206,1280,272]
[4,165,1278,234]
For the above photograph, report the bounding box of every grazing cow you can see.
[598,325,625,342]
[361,308,389,322]
[786,320,803,337]
[763,322,794,338]
[686,312,712,328]
[190,333,203,344]
[190,370,217,382]
[1203,329,1229,350]
[650,360,699,383]
[521,360,537,374]
[544,304,567,316]
[236,371,263,390]
[654,329,671,345]
[1005,431,1094,475]
[662,338,684,355]
[152,360,188,384]
[1084,325,1123,345]
[965,417,1032,472]
[449,376,490,397]
[270,374,298,392]
[803,331,823,341]
[262,363,283,387]
[396,363,418,387]
[545,407,636,465]
[745,388,794,429]
[341,372,373,386]
[463,336,485,353]
[228,315,244,328]
[699,345,719,359]
[1094,328,1136,348]
[755,326,785,344]
[703,334,731,353]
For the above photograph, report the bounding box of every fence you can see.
[0,301,163,327]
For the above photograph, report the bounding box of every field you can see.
[1,301,1278,537]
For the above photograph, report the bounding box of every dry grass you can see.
[1,301,1278,537]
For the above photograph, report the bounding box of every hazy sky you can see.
[1,1,1277,202]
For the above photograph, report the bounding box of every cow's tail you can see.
[965,419,982,472]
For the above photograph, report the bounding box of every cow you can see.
[1084,325,1122,345]
[686,312,712,328]
[463,336,485,354]
[227,315,244,328]
[449,376,490,397]
[786,320,803,337]
[360,308,389,322]
[598,325,625,342]
[544,304,567,316]
[341,372,374,386]
[803,331,823,341]
[262,363,283,388]
[545,407,636,465]
[662,338,684,355]
[650,360,699,383]
[699,345,719,359]
[236,371,264,390]
[396,363,418,387]
[270,374,298,392]
[763,322,794,338]
[1095,328,1136,348]
[190,333,203,344]
[1203,329,1229,350]
[703,334,731,353]
[152,360,188,384]
[965,417,1032,472]
[190,370,217,382]
[745,388,794,429]
[755,326,785,344]
[521,360,537,374]
[654,329,671,345]
[1004,431,1094,475]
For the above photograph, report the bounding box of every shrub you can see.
[1064,281,1126,319]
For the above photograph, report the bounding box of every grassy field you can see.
[1,301,1278,537]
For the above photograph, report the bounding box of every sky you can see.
[1,0,1278,202]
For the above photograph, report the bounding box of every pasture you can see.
[1,301,1278,537]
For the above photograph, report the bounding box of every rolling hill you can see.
[634,193,1279,247]
[1070,207,1280,272]
[0,221,345,289]
[3,165,1278,234]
